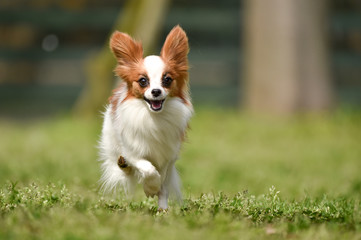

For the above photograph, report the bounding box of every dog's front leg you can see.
[133,160,161,198]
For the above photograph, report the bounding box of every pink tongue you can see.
[151,101,162,109]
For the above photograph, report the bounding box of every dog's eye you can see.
[162,76,173,87]
[138,77,148,87]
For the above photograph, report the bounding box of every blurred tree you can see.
[73,0,170,118]
[243,0,334,115]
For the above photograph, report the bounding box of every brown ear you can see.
[110,31,143,65]
[160,25,189,69]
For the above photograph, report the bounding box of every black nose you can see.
[151,89,162,97]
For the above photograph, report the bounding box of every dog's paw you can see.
[134,160,161,197]
[157,207,169,213]
[135,160,158,178]
[143,172,161,197]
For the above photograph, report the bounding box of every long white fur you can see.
[99,56,193,209]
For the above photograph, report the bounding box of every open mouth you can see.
[144,97,165,112]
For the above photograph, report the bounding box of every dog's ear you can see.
[110,31,143,65]
[160,25,189,69]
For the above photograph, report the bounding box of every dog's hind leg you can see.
[158,184,169,210]
[158,163,182,210]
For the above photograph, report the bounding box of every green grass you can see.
[0,108,360,239]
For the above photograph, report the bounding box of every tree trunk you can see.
[243,0,333,115]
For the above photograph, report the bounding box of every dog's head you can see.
[110,25,189,112]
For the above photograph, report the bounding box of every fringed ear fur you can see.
[110,31,143,65]
[160,25,189,71]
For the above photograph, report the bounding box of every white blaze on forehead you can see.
[143,55,165,88]
[143,55,167,110]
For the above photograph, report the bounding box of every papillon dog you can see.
[99,25,193,210]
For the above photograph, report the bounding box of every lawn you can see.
[0,108,360,239]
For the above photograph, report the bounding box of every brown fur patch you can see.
[110,31,145,85]
[110,31,143,67]
[108,79,148,113]
[161,25,190,104]
[129,80,147,98]
[117,155,131,174]
[109,32,148,111]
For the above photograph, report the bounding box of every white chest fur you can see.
[112,97,192,171]
[99,81,193,196]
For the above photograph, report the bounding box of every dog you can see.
[99,25,193,210]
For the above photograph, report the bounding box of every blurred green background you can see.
[0,0,360,118]
[0,1,361,238]
[0,0,360,196]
